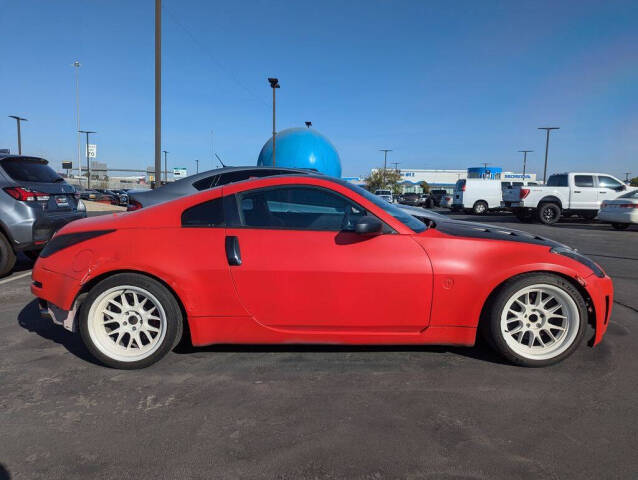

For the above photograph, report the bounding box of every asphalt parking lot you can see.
[1,211,637,480]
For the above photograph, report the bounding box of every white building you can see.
[357,168,537,194]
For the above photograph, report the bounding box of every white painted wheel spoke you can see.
[500,284,580,361]
[87,285,168,362]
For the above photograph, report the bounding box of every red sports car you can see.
[31,175,613,369]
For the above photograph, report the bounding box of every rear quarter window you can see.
[181,197,224,227]
[546,174,568,187]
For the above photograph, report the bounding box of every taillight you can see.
[520,188,530,199]
[3,187,50,202]
[619,203,638,209]
[461,184,466,192]
[127,199,142,211]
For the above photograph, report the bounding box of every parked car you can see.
[502,172,634,225]
[398,192,421,206]
[127,166,316,210]
[429,189,448,207]
[439,194,453,209]
[0,154,86,275]
[78,189,100,201]
[95,189,128,206]
[33,174,612,369]
[598,189,638,230]
[451,179,503,214]
[374,189,393,203]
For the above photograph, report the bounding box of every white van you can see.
[451,179,503,214]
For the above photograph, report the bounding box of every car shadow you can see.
[18,298,507,367]
[174,335,506,365]
[17,299,99,366]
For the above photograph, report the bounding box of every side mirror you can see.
[354,216,383,235]
[617,185,627,192]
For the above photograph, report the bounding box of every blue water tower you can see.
[257,127,342,177]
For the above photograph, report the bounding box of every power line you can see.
[163,6,270,110]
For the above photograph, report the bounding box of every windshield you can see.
[335,179,426,233]
[1,157,61,183]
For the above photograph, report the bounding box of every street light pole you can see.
[73,61,81,181]
[518,150,533,176]
[79,130,96,189]
[379,149,392,188]
[538,127,560,183]
[8,116,27,155]
[154,0,162,189]
[392,162,400,172]
[195,159,199,173]
[162,150,169,183]
[268,77,280,166]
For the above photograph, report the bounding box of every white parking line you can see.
[0,270,32,285]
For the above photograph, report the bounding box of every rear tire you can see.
[473,200,488,215]
[0,233,16,278]
[612,223,630,230]
[484,273,587,367]
[79,273,183,369]
[538,203,561,225]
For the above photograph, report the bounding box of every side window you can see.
[192,176,217,191]
[181,197,224,227]
[574,175,594,187]
[237,186,366,231]
[598,176,622,189]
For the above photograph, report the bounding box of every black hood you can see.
[433,217,567,248]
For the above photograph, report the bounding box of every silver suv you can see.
[0,154,86,276]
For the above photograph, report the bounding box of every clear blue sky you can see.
[1,0,637,178]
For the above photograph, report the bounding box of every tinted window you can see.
[512,182,524,186]
[574,175,594,187]
[1,157,61,183]
[335,180,426,233]
[192,176,217,191]
[598,176,622,189]
[237,186,366,231]
[181,197,224,227]
[547,174,568,187]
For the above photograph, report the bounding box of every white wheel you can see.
[485,273,587,366]
[500,284,580,361]
[87,286,168,362]
[80,273,182,369]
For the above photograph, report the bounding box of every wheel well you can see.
[478,271,596,343]
[76,269,191,342]
[538,196,562,209]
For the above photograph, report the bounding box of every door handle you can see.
[599,191,607,194]
[574,190,581,193]
[225,236,242,266]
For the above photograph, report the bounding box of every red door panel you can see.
[225,228,433,332]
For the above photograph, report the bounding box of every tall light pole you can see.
[379,149,392,188]
[79,130,96,189]
[73,61,81,180]
[162,150,169,183]
[195,159,199,173]
[624,172,631,183]
[518,150,533,176]
[8,116,27,155]
[538,127,560,183]
[154,0,162,189]
[392,162,400,171]
[268,77,280,166]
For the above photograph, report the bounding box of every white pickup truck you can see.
[502,172,633,225]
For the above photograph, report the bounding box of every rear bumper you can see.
[12,211,86,251]
[585,274,614,346]
[597,210,638,224]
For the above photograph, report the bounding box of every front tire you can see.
[538,203,561,225]
[79,273,183,369]
[484,273,587,367]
